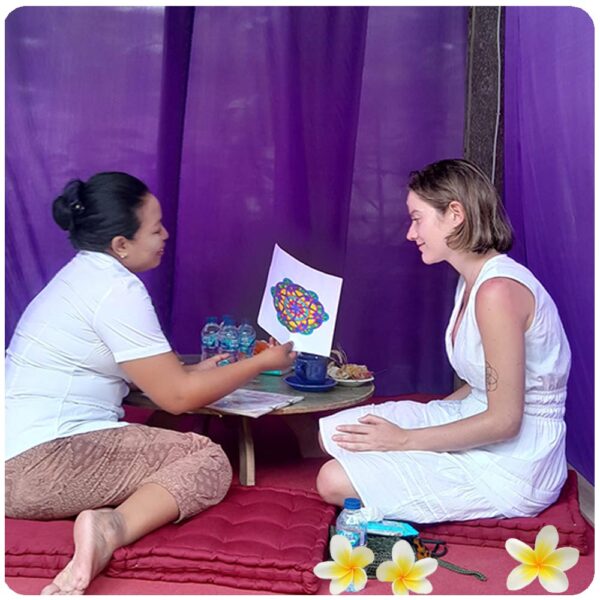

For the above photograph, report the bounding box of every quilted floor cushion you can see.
[6,485,336,594]
[419,470,589,553]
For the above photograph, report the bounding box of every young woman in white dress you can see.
[317,158,570,522]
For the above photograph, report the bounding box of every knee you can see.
[162,439,233,521]
[316,460,346,506]
[185,437,233,507]
[209,443,233,504]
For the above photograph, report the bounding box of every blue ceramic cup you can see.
[295,353,328,384]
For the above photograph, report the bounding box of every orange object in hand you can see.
[253,339,270,355]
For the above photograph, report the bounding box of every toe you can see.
[41,582,61,595]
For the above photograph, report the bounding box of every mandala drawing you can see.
[271,278,329,335]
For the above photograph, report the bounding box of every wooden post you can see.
[238,417,256,486]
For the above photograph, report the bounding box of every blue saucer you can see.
[284,375,337,392]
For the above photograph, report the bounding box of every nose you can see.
[162,225,170,241]
[406,221,417,242]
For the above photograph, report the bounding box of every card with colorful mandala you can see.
[257,244,343,357]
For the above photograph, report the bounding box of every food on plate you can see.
[328,363,373,381]
[327,347,373,381]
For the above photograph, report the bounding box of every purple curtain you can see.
[340,8,465,392]
[172,6,371,352]
[504,7,594,482]
[7,6,467,397]
[6,6,167,329]
[171,7,467,395]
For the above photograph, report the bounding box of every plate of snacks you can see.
[328,348,374,386]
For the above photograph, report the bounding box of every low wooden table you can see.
[124,371,374,486]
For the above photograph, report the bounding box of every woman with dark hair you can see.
[317,158,571,523]
[5,172,296,595]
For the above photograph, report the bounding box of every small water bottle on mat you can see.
[335,498,367,591]
[335,497,367,546]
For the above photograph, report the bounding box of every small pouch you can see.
[365,534,448,578]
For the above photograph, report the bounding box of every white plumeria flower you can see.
[505,524,579,593]
[313,534,374,594]
[376,539,438,595]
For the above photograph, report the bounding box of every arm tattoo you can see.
[485,361,498,392]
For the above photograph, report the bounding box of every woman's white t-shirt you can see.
[5,250,172,460]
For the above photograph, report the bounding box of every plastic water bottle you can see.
[219,314,234,329]
[218,315,239,364]
[200,316,220,361]
[238,319,257,360]
[335,498,367,592]
[335,497,367,546]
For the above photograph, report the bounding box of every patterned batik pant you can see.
[5,424,232,522]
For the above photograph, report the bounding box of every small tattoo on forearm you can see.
[485,361,498,391]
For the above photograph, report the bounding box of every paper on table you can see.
[207,389,305,418]
[257,244,343,357]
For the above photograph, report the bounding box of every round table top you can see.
[125,359,374,417]
[176,354,375,415]
[246,373,375,415]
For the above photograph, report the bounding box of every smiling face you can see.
[113,193,169,272]
[406,190,458,264]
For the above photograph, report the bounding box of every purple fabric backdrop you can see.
[339,8,465,392]
[504,7,594,483]
[171,6,466,395]
[171,6,371,352]
[6,6,167,329]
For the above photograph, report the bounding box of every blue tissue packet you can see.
[366,520,419,537]
[261,367,293,376]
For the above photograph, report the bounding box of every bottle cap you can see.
[222,315,235,326]
[343,497,361,510]
[206,316,218,323]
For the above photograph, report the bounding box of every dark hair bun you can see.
[52,179,84,231]
[51,171,148,251]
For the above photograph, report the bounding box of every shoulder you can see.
[477,277,523,303]
[475,277,534,329]
[66,252,140,291]
[110,271,147,294]
[95,269,152,318]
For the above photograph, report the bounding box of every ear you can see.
[448,200,465,225]
[110,235,130,260]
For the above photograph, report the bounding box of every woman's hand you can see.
[257,340,297,371]
[332,414,412,452]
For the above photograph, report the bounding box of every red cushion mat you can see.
[6,485,337,594]
[5,393,590,592]
[418,470,588,553]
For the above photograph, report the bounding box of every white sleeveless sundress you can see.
[319,254,571,522]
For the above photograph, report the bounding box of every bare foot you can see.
[41,508,125,595]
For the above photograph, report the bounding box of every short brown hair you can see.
[408,158,513,253]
